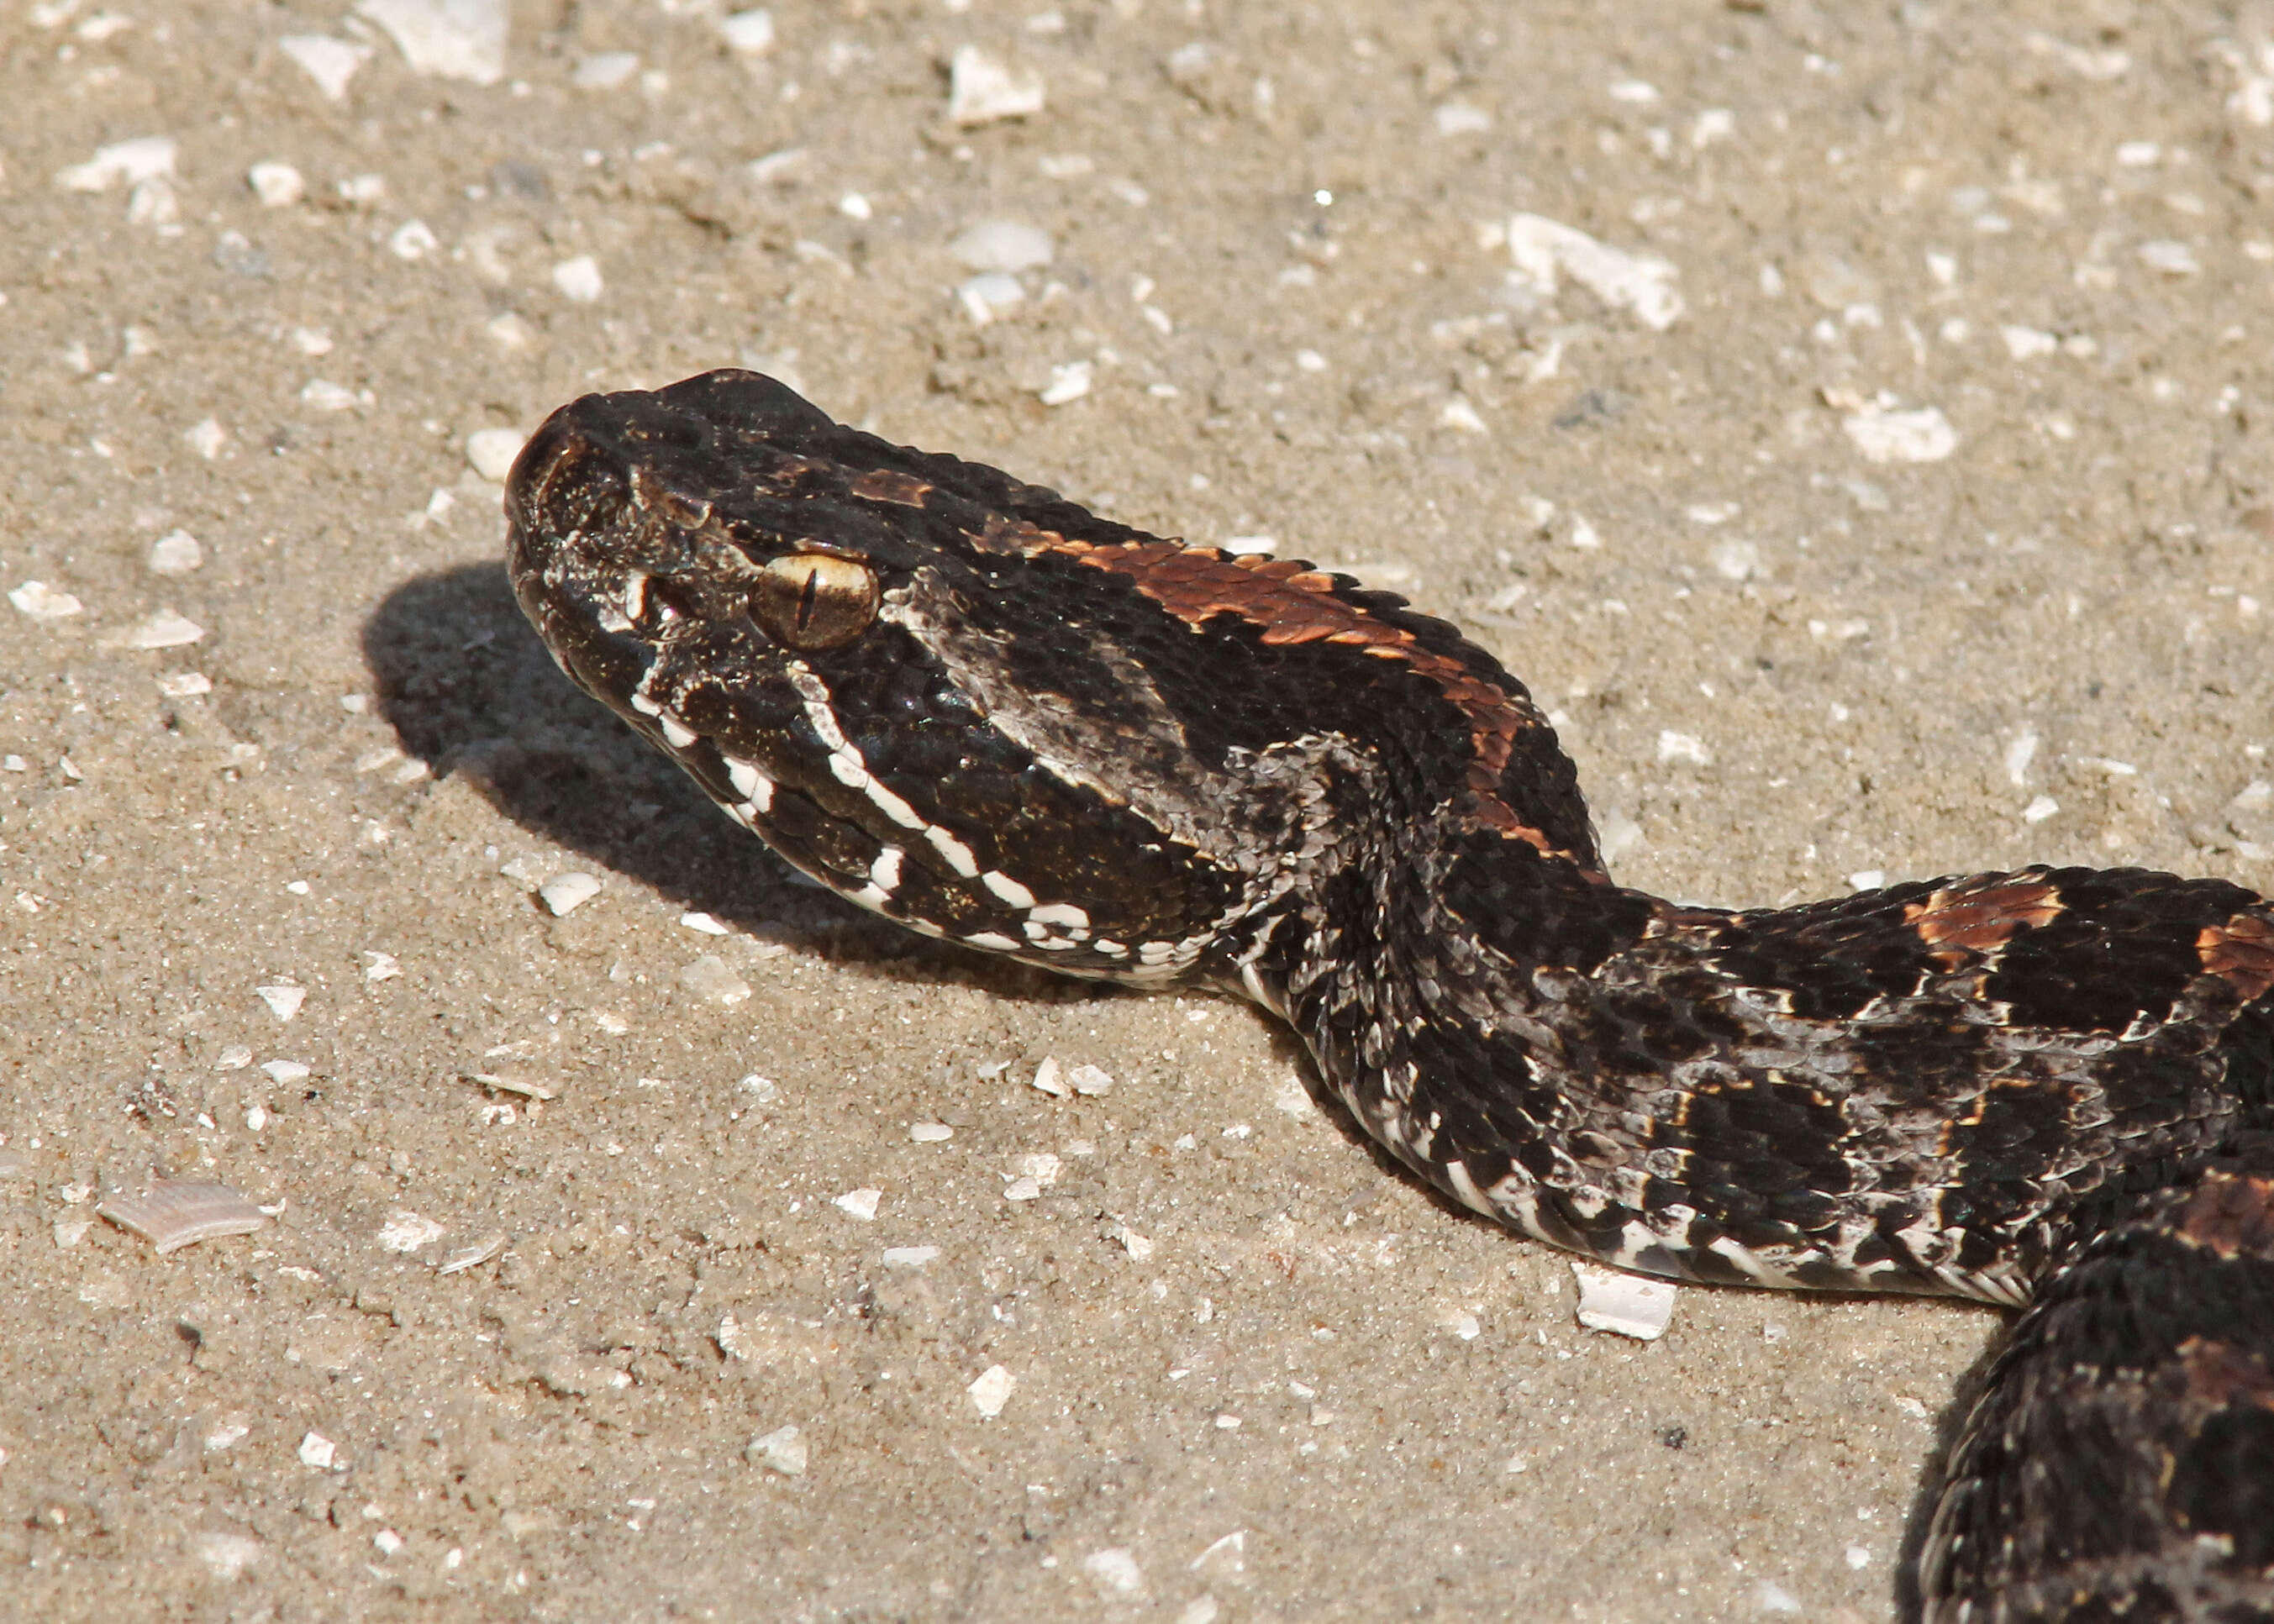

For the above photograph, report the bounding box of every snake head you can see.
[505,368,1256,981]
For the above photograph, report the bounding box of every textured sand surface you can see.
[4,3,2272,1619]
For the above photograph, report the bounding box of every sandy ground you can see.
[3,2,2273,1619]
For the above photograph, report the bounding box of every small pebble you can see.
[948,45,1045,126]
[966,1363,1015,1417]
[909,1122,954,1143]
[748,1423,806,1475]
[552,256,604,302]
[376,1210,446,1253]
[247,161,305,207]
[882,1244,940,1267]
[299,379,360,412]
[1040,360,1092,406]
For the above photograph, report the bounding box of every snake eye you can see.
[751,553,880,651]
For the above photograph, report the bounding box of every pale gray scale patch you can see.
[963,930,1021,952]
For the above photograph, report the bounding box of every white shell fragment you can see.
[948,45,1045,126]
[55,135,176,192]
[552,255,604,302]
[1031,1056,1069,1097]
[716,9,775,55]
[537,871,601,915]
[1843,405,1959,464]
[127,610,206,649]
[376,1210,446,1252]
[1506,213,1685,330]
[192,1530,264,1581]
[748,1423,807,1476]
[297,1431,339,1469]
[465,428,524,481]
[1571,1262,1678,1340]
[437,1232,506,1274]
[1066,1063,1113,1096]
[355,0,509,87]
[882,1244,940,1267]
[278,34,371,101]
[679,955,753,1006]
[909,1122,954,1143]
[467,1070,555,1101]
[256,984,305,1022]
[247,161,306,207]
[148,529,205,575]
[949,219,1054,273]
[834,1188,882,1222]
[9,581,84,622]
[966,1363,1015,1417]
[99,1180,269,1254]
[1039,360,1092,406]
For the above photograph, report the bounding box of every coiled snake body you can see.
[507,369,2274,1621]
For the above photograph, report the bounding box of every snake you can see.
[503,368,2274,1621]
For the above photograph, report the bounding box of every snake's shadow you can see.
[359,563,1076,1005]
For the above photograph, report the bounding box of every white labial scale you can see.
[869,847,905,892]
[964,931,1021,952]
[982,870,1036,909]
[659,712,698,749]
[1440,1158,1494,1217]
[724,754,774,812]
[628,690,663,717]
[1028,902,1088,929]
[926,827,979,877]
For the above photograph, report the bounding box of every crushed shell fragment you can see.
[98,1180,268,1253]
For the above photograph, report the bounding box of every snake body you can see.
[505,369,2274,1621]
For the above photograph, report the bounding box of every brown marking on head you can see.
[2173,1337,2274,1411]
[1034,537,1564,846]
[1903,876,2065,970]
[2175,1169,2274,1259]
[848,467,934,507]
[2198,912,2274,1003]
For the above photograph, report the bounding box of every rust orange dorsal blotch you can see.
[2198,912,2274,1003]
[1036,536,1559,848]
[1903,876,2066,967]
[848,468,934,507]
[2175,1168,2274,1259]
